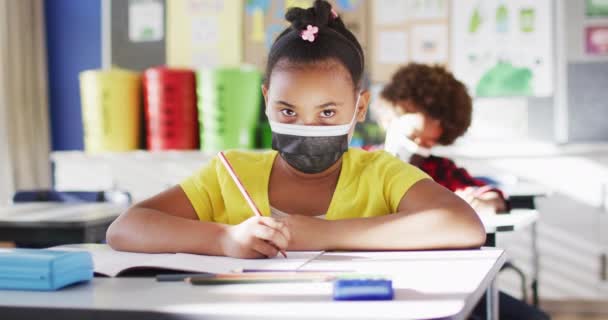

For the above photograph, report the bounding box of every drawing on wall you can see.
[586,0,608,17]
[129,0,164,42]
[586,26,608,55]
[411,24,448,64]
[451,0,553,97]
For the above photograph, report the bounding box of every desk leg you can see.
[486,279,499,320]
[485,233,496,247]
[531,221,539,306]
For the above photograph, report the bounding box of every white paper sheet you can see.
[52,244,323,277]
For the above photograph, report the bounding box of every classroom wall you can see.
[485,0,608,144]
[44,0,607,150]
[525,1,560,143]
[45,0,102,151]
[568,63,608,141]
[564,0,608,142]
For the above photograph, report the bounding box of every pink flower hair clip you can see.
[301,25,319,42]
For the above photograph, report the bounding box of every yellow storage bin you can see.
[79,69,141,153]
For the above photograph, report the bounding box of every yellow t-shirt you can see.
[180,148,430,224]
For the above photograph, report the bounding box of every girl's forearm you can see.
[324,208,486,250]
[106,207,227,255]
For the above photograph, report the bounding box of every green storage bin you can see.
[197,67,262,152]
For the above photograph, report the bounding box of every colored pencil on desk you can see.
[156,273,215,282]
[217,151,287,258]
[234,268,354,273]
[187,272,335,285]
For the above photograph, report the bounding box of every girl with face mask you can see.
[106,1,485,258]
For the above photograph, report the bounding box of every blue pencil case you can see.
[0,249,93,291]
[333,278,394,301]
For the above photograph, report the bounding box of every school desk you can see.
[481,208,541,301]
[0,203,125,247]
[0,248,506,320]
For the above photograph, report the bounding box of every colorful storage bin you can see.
[79,69,141,153]
[143,67,199,150]
[197,67,262,152]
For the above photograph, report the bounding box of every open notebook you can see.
[50,244,323,277]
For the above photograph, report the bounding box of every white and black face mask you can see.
[267,94,361,174]
[384,114,432,162]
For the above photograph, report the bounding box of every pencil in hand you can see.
[218,151,288,258]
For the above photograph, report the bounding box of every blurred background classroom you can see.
[0,0,607,318]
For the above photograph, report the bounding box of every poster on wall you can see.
[129,0,164,42]
[586,26,608,55]
[411,24,448,64]
[451,0,553,97]
[167,0,242,68]
[586,0,608,17]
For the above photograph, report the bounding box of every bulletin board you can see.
[166,0,243,68]
[242,0,369,72]
[369,0,450,83]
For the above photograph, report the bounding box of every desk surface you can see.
[0,249,505,320]
[501,182,550,198]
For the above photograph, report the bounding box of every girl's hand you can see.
[276,214,331,251]
[219,216,291,259]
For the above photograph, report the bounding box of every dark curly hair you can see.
[380,63,472,145]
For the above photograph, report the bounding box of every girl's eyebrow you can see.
[275,100,343,109]
[276,100,296,108]
[314,102,343,109]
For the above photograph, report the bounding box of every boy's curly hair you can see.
[380,63,472,145]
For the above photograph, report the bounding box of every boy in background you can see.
[372,63,550,320]
[375,63,507,214]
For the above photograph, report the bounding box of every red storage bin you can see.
[143,67,199,150]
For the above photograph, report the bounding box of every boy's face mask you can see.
[384,114,432,161]
[267,94,361,174]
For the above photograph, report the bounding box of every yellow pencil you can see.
[218,151,287,258]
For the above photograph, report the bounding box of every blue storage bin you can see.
[0,249,93,291]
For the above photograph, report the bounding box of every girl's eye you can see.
[320,110,336,118]
[281,109,296,117]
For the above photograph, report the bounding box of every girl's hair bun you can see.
[285,0,334,31]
